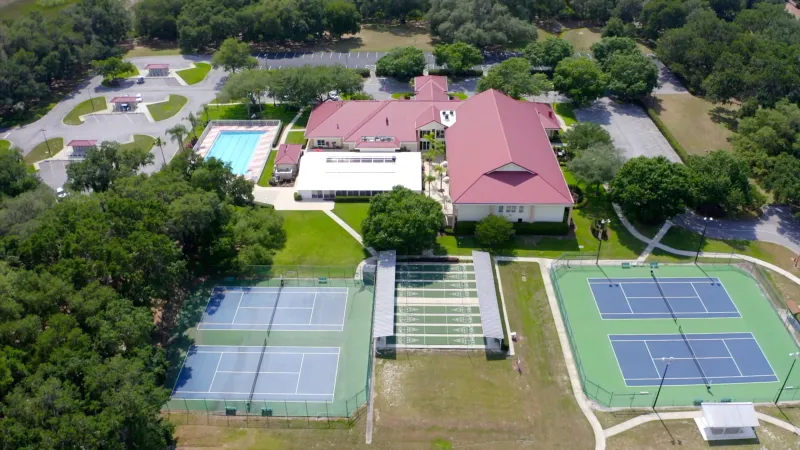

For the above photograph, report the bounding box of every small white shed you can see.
[695,402,759,441]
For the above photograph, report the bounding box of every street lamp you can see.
[40,129,52,156]
[652,357,674,410]
[775,352,800,404]
[596,218,611,264]
[695,217,713,263]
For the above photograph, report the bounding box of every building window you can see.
[498,205,504,213]
[420,140,430,151]
[316,140,325,147]
[518,206,524,213]
[508,206,516,213]
[435,130,445,139]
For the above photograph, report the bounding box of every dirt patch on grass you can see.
[651,94,737,155]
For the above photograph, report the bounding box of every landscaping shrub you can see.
[333,196,372,203]
[641,100,689,163]
[294,192,302,201]
[455,219,569,236]
[475,215,516,247]
[355,68,371,78]
[569,184,588,208]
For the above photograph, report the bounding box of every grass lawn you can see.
[285,130,307,145]
[119,134,155,152]
[554,102,578,126]
[607,419,797,449]
[651,94,737,155]
[449,91,469,100]
[390,92,415,99]
[256,150,277,187]
[292,108,311,129]
[147,95,188,122]
[25,138,63,164]
[309,23,434,52]
[63,97,107,125]
[0,0,79,21]
[123,42,182,58]
[272,211,369,266]
[561,28,604,52]
[176,62,211,85]
[0,140,10,152]
[332,202,369,235]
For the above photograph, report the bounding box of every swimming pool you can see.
[205,131,264,175]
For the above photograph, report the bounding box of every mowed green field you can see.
[554,264,800,407]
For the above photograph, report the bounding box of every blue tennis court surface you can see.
[199,286,348,331]
[172,345,339,402]
[610,333,778,387]
[206,131,264,175]
[589,277,740,319]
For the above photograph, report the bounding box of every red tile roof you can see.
[145,64,170,69]
[446,90,572,205]
[275,144,302,165]
[110,96,138,103]
[68,140,97,147]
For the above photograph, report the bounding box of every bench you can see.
[788,300,800,317]
[319,277,329,284]
[622,262,632,268]
[650,262,660,269]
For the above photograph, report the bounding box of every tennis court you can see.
[172,345,339,402]
[199,286,348,331]
[551,263,800,407]
[610,332,778,387]
[590,277,740,319]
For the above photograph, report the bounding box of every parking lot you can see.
[255,50,523,70]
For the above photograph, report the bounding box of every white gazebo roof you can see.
[702,402,759,428]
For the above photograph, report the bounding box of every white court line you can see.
[722,341,743,376]
[294,354,305,393]
[201,321,338,326]
[643,342,663,378]
[329,351,340,397]
[624,296,699,299]
[217,370,300,375]
[175,390,334,396]
[750,336,780,378]
[238,306,313,310]
[309,293,317,325]
[610,337,757,343]
[618,284,634,313]
[193,351,339,356]
[207,352,225,392]
[689,283,709,312]
[231,292,245,324]
[198,325,343,332]
[715,280,743,317]
[626,374,777,381]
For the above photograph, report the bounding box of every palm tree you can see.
[434,164,447,191]
[425,174,437,195]
[153,136,166,167]
[166,124,189,149]
[186,112,199,139]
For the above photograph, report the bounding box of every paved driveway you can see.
[4,55,226,188]
[576,97,681,162]
[653,59,689,95]
[257,51,436,69]
[674,206,800,254]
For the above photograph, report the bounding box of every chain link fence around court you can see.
[163,264,379,427]
[549,253,800,409]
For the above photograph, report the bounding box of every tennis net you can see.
[650,270,678,323]
[248,337,268,409]
[679,325,710,387]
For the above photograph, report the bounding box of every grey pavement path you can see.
[673,206,800,254]
[637,221,673,263]
[494,256,606,450]
[323,210,377,256]
[653,59,689,95]
[576,97,681,163]
[5,55,227,188]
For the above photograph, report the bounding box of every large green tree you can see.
[591,37,640,68]
[563,122,613,153]
[426,0,538,48]
[66,141,155,193]
[686,150,763,216]
[362,186,444,254]
[0,147,40,197]
[433,42,484,74]
[610,156,692,224]
[553,57,607,106]
[475,215,515,247]
[640,0,688,40]
[567,143,625,191]
[524,37,574,68]
[376,47,427,79]
[265,65,364,106]
[211,38,258,73]
[605,51,659,101]
[324,0,361,38]
[477,58,552,99]
[91,57,138,83]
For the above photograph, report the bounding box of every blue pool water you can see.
[206,131,264,175]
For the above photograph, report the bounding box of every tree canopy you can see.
[524,37,574,68]
[563,122,613,153]
[376,47,427,80]
[92,57,138,83]
[567,143,625,190]
[67,142,155,193]
[605,51,659,100]
[610,156,692,225]
[553,57,607,106]
[475,215,515,247]
[362,186,444,254]
[477,58,553,99]
[591,37,640,68]
[686,150,764,216]
[0,147,40,198]
[427,0,538,48]
[211,38,259,73]
[433,43,484,74]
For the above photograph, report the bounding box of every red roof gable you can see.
[532,103,561,129]
[414,76,450,101]
[110,96,138,103]
[275,144,302,165]
[68,140,97,147]
[446,90,572,205]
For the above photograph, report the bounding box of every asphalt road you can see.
[255,50,523,70]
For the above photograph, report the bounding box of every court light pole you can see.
[695,217,713,263]
[774,352,800,404]
[40,129,52,156]
[596,219,611,264]
[652,357,674,410]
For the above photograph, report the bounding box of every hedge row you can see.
[641,101,689,163]
[354,68,371,78]
[453,219,569,236]
[427,68,484,78]
[333,196,372,203]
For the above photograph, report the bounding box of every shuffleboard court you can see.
[610,333,778,387]
[199,286,348,331]
[589,277,740,319]
[172,345,339,402]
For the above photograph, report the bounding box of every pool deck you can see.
[196,125,279,182]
